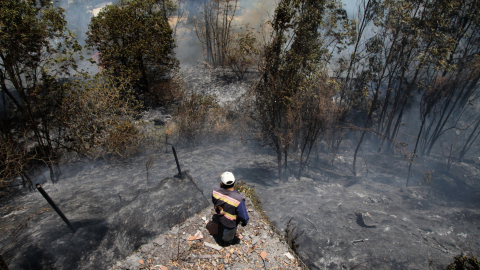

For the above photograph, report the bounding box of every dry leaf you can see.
[229,248,234,253]
[188,235,196,241]
[260,251,267,260]
[160,266,168,270]
[194,231,203,240]
[139,259,144,264]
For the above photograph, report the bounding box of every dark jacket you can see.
[212,185,249,229]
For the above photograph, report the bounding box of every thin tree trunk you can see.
[276,144,282,182]
[458,116,480,161]
[284,148,288,181]
[406,118,426,187]
[425,84,465,156]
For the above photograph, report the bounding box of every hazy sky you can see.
[58,0,362,65]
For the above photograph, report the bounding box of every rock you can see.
[153,236,166,246]
[124,254,142,270]
[171,226,179,234]
[108,185,306,270]
[355,212,377,228]
[204,242,223,250]
[141,244,153,253]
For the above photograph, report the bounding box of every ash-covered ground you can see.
[167,140,480,269]
[1,66,480,270]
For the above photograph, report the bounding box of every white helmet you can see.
[221,171,235,185]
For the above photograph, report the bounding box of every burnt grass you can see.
[1,66,480,269]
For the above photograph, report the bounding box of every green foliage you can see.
[1,0,82,185]
[86,0,179,102]
[0,0,81,102]
[251,0,346,180]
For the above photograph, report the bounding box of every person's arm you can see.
[237,199,249,226]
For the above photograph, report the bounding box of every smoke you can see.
[169,0,278,66]
[54,0,360,67]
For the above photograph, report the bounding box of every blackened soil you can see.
[2,66,480,269]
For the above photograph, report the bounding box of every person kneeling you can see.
[211,171,249,246]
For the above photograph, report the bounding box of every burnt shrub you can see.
[166,92,232,145]
[446,255,480,270]
[104,121,142,159]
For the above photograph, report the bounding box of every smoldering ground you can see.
[2,66,480,270]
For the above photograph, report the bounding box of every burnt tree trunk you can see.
[0,255,9,270]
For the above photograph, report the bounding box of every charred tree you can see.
[251,0,352,181]
[192,0,238,67]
